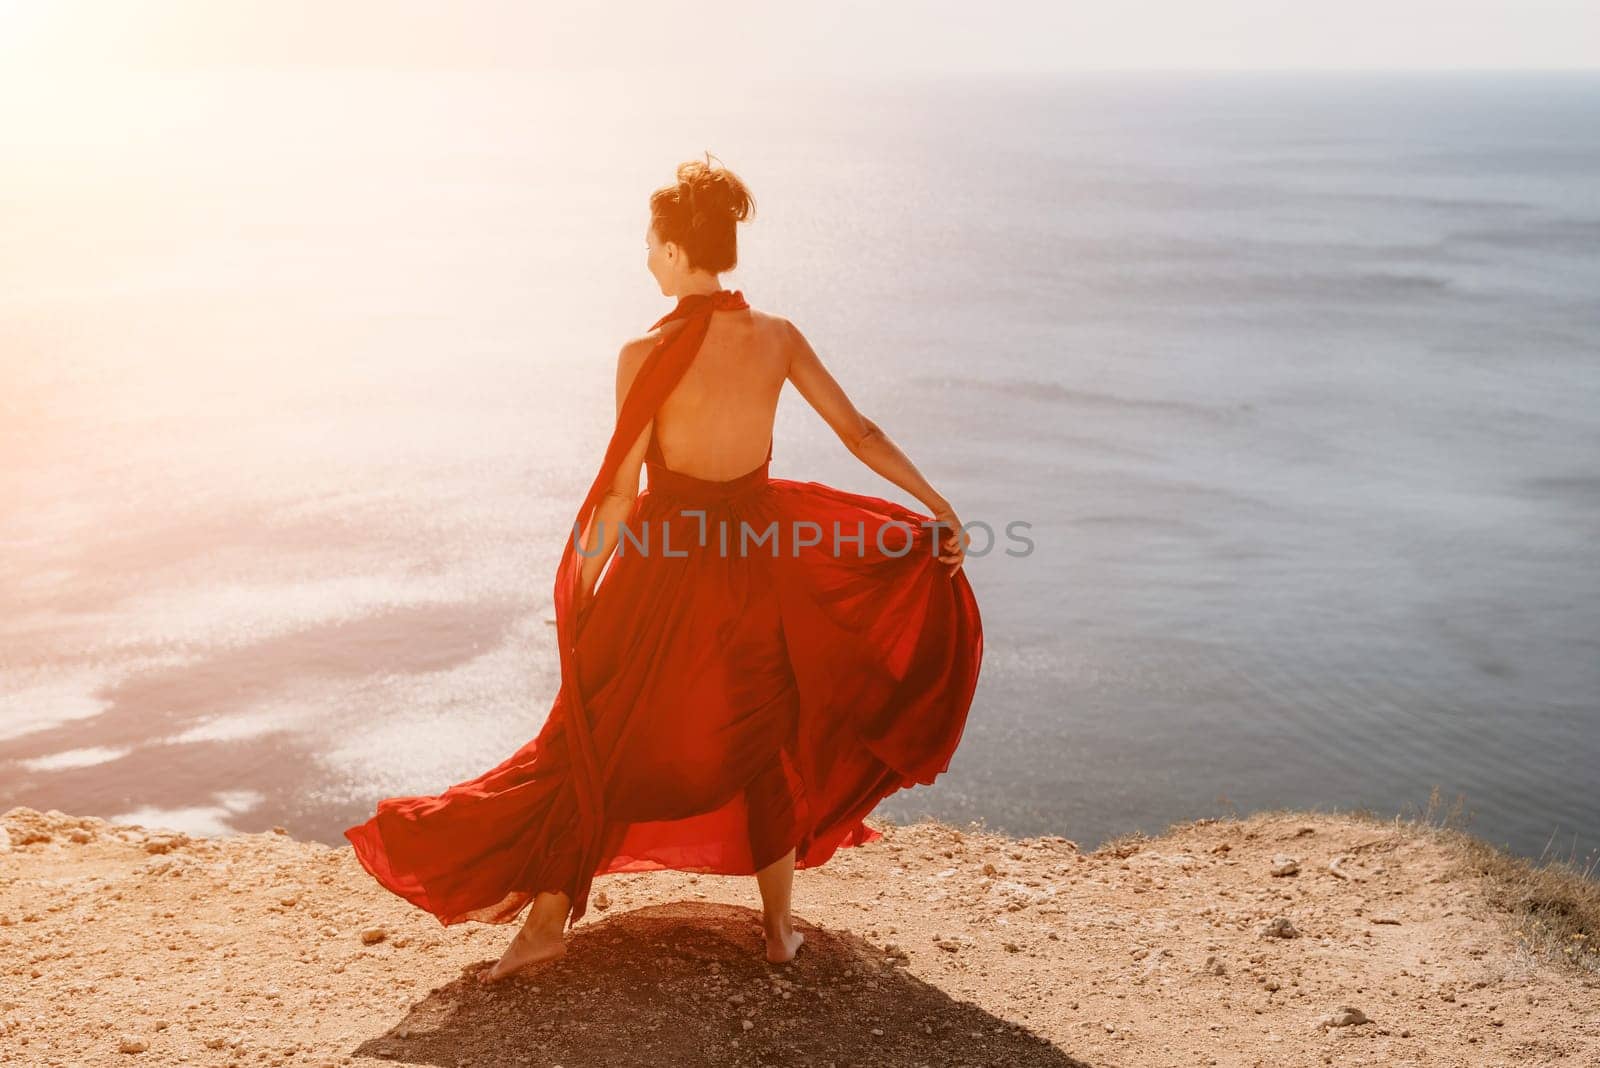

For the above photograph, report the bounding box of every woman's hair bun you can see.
[676,154,755,227]
[651,151,755,273]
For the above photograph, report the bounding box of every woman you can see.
[344,155,983,984]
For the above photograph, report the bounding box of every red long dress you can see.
[344,289,983,929]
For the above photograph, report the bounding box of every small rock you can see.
[361,926,387,945]
[594,890,611,910]
[69,829,94,843]
[982,862,997,876]
[1259,917,1300,940]
[1315,1006,1370,1030]
[1200,954,1226,977]
[741,1019,753,1031]
[1270,855,1300,877]
[117,1034,149,1053]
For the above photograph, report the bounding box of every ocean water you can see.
[1,70,1596,867]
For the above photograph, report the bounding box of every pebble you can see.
[1259,917,1300,939]
[361,926,387,945]
[1328,855,1359,881]
[1315,1006,1370,1029]
[1269,855,1300,878]
[117,1034,149,1052]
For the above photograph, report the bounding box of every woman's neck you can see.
[673,277,724,299]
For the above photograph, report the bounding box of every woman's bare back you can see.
[610,302,966,573]
[646,306,790,481]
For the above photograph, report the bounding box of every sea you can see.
[2,69,1596,869]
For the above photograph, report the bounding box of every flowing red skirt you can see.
[344,455,983,926]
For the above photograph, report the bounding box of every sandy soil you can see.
[1,805,1596,1067]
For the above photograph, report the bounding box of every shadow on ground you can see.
[351,901,1088,1067]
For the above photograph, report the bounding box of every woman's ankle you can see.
[523,910,567,939]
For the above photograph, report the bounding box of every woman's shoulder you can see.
[615,331,660,377]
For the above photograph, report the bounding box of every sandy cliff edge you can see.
[1,805,1596,1067]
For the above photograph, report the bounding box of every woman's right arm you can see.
[781,318,968,572]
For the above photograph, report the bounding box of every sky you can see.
[0,0,1597,78]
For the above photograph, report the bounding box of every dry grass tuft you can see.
[1409,786,1599,976]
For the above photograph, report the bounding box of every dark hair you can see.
[649,152,755,273]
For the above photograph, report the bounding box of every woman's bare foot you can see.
[764,921,804,964]
[478,924,566,984]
